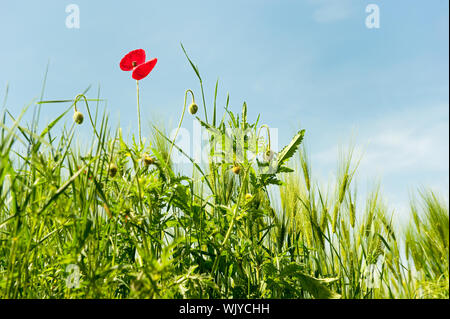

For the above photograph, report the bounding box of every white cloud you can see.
[308,0,354,23]
[310,104,449,222]
[313,104,449,177]
[361,121,449,175]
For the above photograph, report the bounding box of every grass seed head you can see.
[73,111,84,124]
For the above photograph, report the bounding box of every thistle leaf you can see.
[277,129,305,167]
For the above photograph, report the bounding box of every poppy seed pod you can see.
[73,111,84,124]
[109,163,118,177]
[232,165,240,174]
[144,155,155,166]
[263,149,275,162]
[189,102,198,115]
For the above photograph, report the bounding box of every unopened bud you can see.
[109,163,118,177]
[144,155,155,166]
[73,111,84,124]
[188,102,198,115]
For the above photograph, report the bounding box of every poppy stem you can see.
[167,89,195,165]
[256,124,271,155]
[73,94,102,142]
[136,80,142,148]
[212,165,250,274]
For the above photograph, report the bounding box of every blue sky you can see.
[0,0,448,222]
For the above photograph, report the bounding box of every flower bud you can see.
[263,149,274,162]
[109,163,118,177]
[144,155,155,166]
[188,102,198,115]
[232,165,240,174]
[245,193,253,200]
[73,111,84,124]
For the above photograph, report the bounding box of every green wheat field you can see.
[0,49,448,299]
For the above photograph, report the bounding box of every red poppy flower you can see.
[132,58,157,80]
[120,49,157,81]
[120,49,146,71]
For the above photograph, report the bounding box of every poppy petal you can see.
[132,58,157,80]
[120,49,146,71]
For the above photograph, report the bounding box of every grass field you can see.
[0,50,448,299]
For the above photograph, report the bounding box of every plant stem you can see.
[167,89,194,165]
[136,80,142,148]
[256,124,271,154]
[212,166,250,274]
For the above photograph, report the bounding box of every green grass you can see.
[0,50,448,299]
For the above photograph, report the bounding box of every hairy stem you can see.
[136,80,142,148]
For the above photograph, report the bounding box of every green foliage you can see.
[0,49,447,299]
[405,190,449,298]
